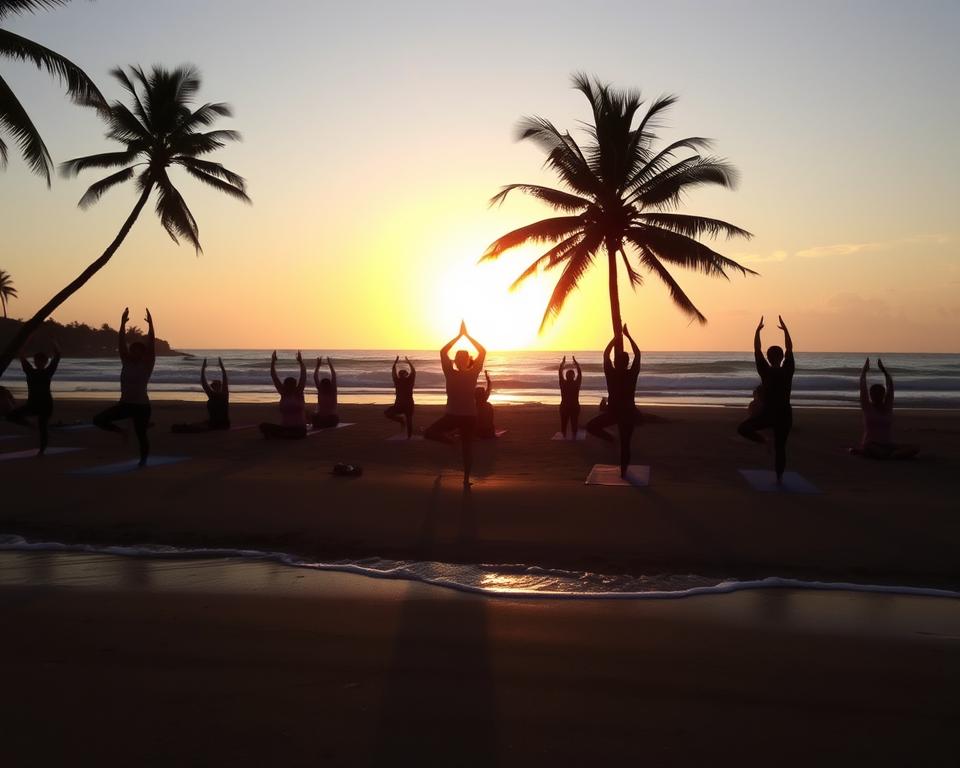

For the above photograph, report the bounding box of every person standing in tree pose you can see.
[737,315,795,483]
[587,325,642,478]
[558,355,582,439]
[384,356,416,438]
[94,308,156,466]
[424,321,486,486]
[7,343,60,454]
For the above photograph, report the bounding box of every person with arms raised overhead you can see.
[558,355,582,439]
[587,325,643,478]
[476,370,496,439]
[312,356,339,430]
[172,357,230,433]
[738,315,795,483]
[384,356,416,438]
[93,308,156,466]
[852,358,918,460]
[424,321,486,486]
[7,342,60,455]
[260,351,307,439]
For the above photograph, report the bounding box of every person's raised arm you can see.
[296,351,307,393]
[439,323,464,374]
[623,324,641,372]
[573,355,582,385]
[602,337,616,376]
[144,308,156,361]
[327,357,337,394]
[218,357,228,395]
[484,369,492,397]
[463,324,486,370]
[778,315,793,358]
[405,356,416,385]
[558,356,566,387]
[313,356,322,391]
[878,358,894,410]
[48,343,61,376]
[270,351,282,393]
[859,357,869,408]
[392,355,399,386]
[753,316,766,374]
[200,358,211,396]
[119,307,130,360]
[19,354,32,373]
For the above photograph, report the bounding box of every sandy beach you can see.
[1,401,958,586]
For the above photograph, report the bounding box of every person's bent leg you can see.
[618,418,635,478]
[424,415,456,443]
[586,412,616,442]
[384,406,404,429]
[133,405,150,466]
[311,413,339,430]
[94,403,128,434]
[737,416,767,444]
[6,404,33,427]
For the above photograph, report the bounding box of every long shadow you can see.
[372,481,498,766]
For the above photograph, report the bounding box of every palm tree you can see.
[0,64,250,375]
[0,269,17,317]
[482,74,755,353]
[1,0,106,184]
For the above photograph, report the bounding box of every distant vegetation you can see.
[0,316,180,358]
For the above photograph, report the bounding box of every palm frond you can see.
[489,183,591,212]
[77,166,134,208]
[633,156,738,209]
[635,213,752,240]
[154,171,201,252]
[620,247,643,289]
[516,115,598,196]
[174,129,241,156]
[178,163,250,203]
[539,232,602,330]
[637,247,707,324]
[480,216,584,261]
[0,73,52,182]
[508,233,583,290]
[174,102,232,134]
[625,137,712,190]
[0,1,72,19]
[59,148,140,177]
[629,226,757,278]
[173,156,246,188]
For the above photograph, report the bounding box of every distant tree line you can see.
[0,316,179,358]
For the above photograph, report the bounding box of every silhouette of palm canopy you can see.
[0,268,16,317]
[0,0,106,184]
[61,64,250,250]
[482,74,755,336]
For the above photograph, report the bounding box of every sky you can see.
[1,0,958,352]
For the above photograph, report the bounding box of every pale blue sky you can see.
[1,0,958,350]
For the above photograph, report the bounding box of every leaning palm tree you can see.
[0,64,250,375]
[482,74,755,352]
[0,0,106,184]
[0,268,17,317]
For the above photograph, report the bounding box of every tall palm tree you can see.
[482,74,755,353]
[1,0,106,184]
[0,269,17,317]
[0,64,250,375]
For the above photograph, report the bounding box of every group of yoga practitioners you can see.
[4,311,918,481]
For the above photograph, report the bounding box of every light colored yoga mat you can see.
[308,422,356,436]
[739,469,820,494]
[70,455,189,476]
[585,464,650,487]
[552,430,587,441]
[386,433,424,442]
[0,446,83,461]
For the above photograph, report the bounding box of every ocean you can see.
[3,349,959,409]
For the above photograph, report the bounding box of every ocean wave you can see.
[1,534,956,601]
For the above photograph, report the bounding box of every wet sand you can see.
[1,402,958,586]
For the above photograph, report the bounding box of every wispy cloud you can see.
[796,233,953,259]
[735,249,788,264]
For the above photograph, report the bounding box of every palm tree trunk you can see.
[607,242,624,355]
[0,183,153,377]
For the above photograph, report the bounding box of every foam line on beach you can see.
[1,534,956,602]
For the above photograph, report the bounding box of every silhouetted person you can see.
[587,325,643,478]
[738,315,795,482]
[747,385,764,418]
[476,370,495,439]
[384,355,416,438]
[558,355,582,439]
[424,321,486,486]
[260,350,307,439]
[7,343,60,454]
[312,356,339,429]
[852,358,918,460]
[94,308,155,466]
[0,386,13,417]
[172,357,230,432]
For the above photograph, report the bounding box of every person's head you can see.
[614,351,629,371]
[766,345,784,367]
[398,369,409,380]
[128,341,146,363]
[282,376,298,394]
[209,379,223,394]
[32,352,49,370]
[318,377,333,394]
[869,383,886,408]
[565,369,576,382]
[454,349,473,371]
[475,386,488,403]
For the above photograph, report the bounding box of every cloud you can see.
[795,233,954,259]
[735,249,788,264]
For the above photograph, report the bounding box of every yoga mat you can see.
[230,424,259,432]
[70,455,189,476]
[308,422,355,436]
[386,433,424,442]
[0,446,83,461]
[0,434,23,442]
[552,430,587,441]
[739,469,820,494]
[585,464,650,487]
[52,423,94,432]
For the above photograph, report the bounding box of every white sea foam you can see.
[1,535,957,601]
